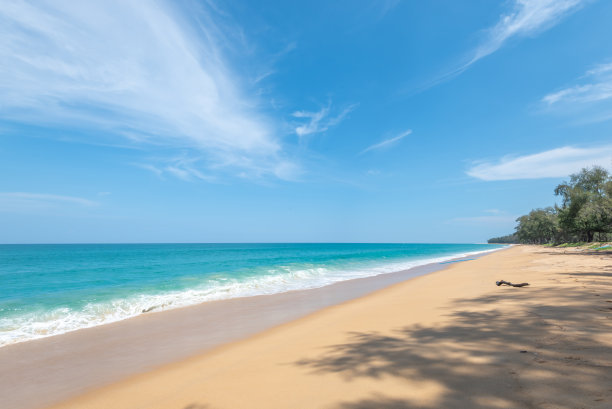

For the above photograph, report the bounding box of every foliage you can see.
[514,207,559,244]
[487,233,518,244]
[554,166,612,242]
[488,166,612,244]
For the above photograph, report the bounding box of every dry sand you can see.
[47,245,612,408]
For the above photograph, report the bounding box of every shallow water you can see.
[0,243,503,346]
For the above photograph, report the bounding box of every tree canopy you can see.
[487,233,518,244]
[515,207,559,244]
[554,166,612,242]
[489,166,612,244]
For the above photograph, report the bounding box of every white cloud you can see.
[0,192,98,211]
[361,129,412,154]
[292,103,357,137]
[0,0,290,179]
[467,145,612,181]
[165,165,208,182]
[415,0,591,92]
[426,0,586,86]
[541,61,612,122]
[585,62,612,77]
[135,157,216,182]
[136,154,301,182]
[544,82,612,105]
[468,0,585,66]
[164,156,215,182]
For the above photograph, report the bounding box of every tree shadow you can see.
[295,279,612,409]
[539,250,612,257]
[336,395,422,409]
[562,271,612,278]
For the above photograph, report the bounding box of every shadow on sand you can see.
[183,250,611,409]
[295,255,612,409]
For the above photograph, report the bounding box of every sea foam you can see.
[0,246,505,347]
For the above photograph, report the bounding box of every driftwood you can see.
[496,280,529,287]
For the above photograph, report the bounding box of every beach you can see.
[5,245,612,409]
[4,2,611,409]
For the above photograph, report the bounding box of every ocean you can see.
[0,243,504,346]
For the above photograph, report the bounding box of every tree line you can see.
[488,166,612,245]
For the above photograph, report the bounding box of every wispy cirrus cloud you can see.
[135,156,215,182]
[135,154,301,182]
[0,192,98,211]
[467,145,612,181]
[360,129,412,154]
[541,61,612,122]
[468,0,585,68]
[0,0,290,180]
[426,0,587,88]
[292,103,357,138]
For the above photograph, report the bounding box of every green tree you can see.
[515,207,559,244]
[487,233,518,244]
[554,166,612,242]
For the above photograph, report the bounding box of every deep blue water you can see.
[0,243,504,346]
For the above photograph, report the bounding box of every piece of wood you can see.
[496,280,529,287]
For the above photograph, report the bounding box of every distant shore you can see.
[6,245,612,409]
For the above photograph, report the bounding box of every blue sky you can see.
[1,0,612,243]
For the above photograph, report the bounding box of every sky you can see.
[1,0,612,244]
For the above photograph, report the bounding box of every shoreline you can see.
[1,244,503,348]
[0,248,501,409]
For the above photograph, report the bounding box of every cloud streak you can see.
[0,0,288,179]
[136,156,216,182]
[467,0,585,68]
[361,129,412,154]
[467,145,612,181]
[541,60,612,122]
[424,0,586,89]
[0,192,98,211]
[292,103,357,137]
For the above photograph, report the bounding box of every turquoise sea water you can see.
[0,243,504,346]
